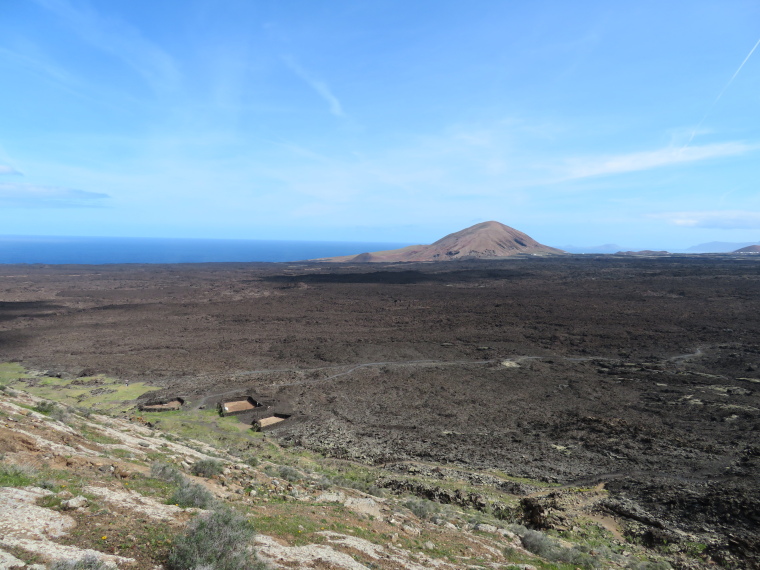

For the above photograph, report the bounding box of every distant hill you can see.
[615,250,670,256]
[317,221,565,262]
[685,241,760,253]
[734,245,760,253]
[558,244,623,254]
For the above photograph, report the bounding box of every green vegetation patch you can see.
[168,507,264,570]
[2,363,159,414]
[0,362,31,386]
[77,424,121,445]
[139,408,261,451]
[126,472,179,501]
[0,462,37,487]
[250,512,322,545]
[0,461,84,494]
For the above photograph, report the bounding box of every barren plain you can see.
[1,256,759,567]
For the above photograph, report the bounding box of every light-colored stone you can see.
[83,486,198,522]
[0,487,72,540]
[315,491,345,503]
[343,497,382,518]
[255,534,369,569]
[0,547,25,569]
[402,524,420,537]
[474,523,498,534]
[497,528,517,539]
[0,486,133,567]
[62,496,88,510]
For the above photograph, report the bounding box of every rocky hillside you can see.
[733,245,760,253]
[0,364,711,569]
[318,221,564,262]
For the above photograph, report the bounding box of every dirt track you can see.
[1,256,759,566]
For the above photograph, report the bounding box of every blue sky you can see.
[1,0,759,249]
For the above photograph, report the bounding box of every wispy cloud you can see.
[563,142,755,180]
[283,56,345,117]
[0,183,108,207]
[0,45,79,88]
[654,210,760,229]
[685,37,760,147]
[32,0,179,92]
[0,165,22,175]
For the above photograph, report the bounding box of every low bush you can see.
[170,480,215,509]
[48,405,71,423]
[191,459,224,478]
[167,507,265,570]
[519,528,628,569]
[278,465,302,482]
[404,497,441,520]
[0,462,37,487]
[76,406,93,418]
[151,461,184,485]
[520,529,557,558]
[367,485,386,498]
[33,400,57,415]
[625,562,672,570]
[49,555,111,570]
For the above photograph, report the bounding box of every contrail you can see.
[684,36,760,148]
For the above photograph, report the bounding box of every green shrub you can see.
[278,465,301,482]
[170,480,215,509]
[625,562,672,570]
[76,406,93,418]
[0,463,37,487]
[191,459,224,478]
[34,400,57,415]
[151,461,184,485]
[48,405,71,423]
[167,507,265,570]
[520,529,623,569]
[404,497,441,520]
[49,555,111,570]
[520,529,557,558]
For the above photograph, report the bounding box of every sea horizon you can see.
[0,235,413,265]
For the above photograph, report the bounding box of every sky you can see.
[1,0,759,250]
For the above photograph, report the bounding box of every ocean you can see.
[0,236,411,265]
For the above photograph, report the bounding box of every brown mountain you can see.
[734,245,760,253]
[319,221,564,262]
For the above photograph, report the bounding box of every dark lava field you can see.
[1,256,759,565]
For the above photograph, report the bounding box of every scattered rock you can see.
[62,496,88,510]
[344,497,382,518]
[402,524,420,536]
[316,491,345,503]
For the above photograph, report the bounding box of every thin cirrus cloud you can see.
[283,56,345,117]
[0,183,109,208]
[654,211,760,230]
[32,0,179,92]
[562,142,754,180]
[0,165,22,175]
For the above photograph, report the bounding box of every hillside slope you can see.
[319,221,564,262]
[0,368,688,570]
